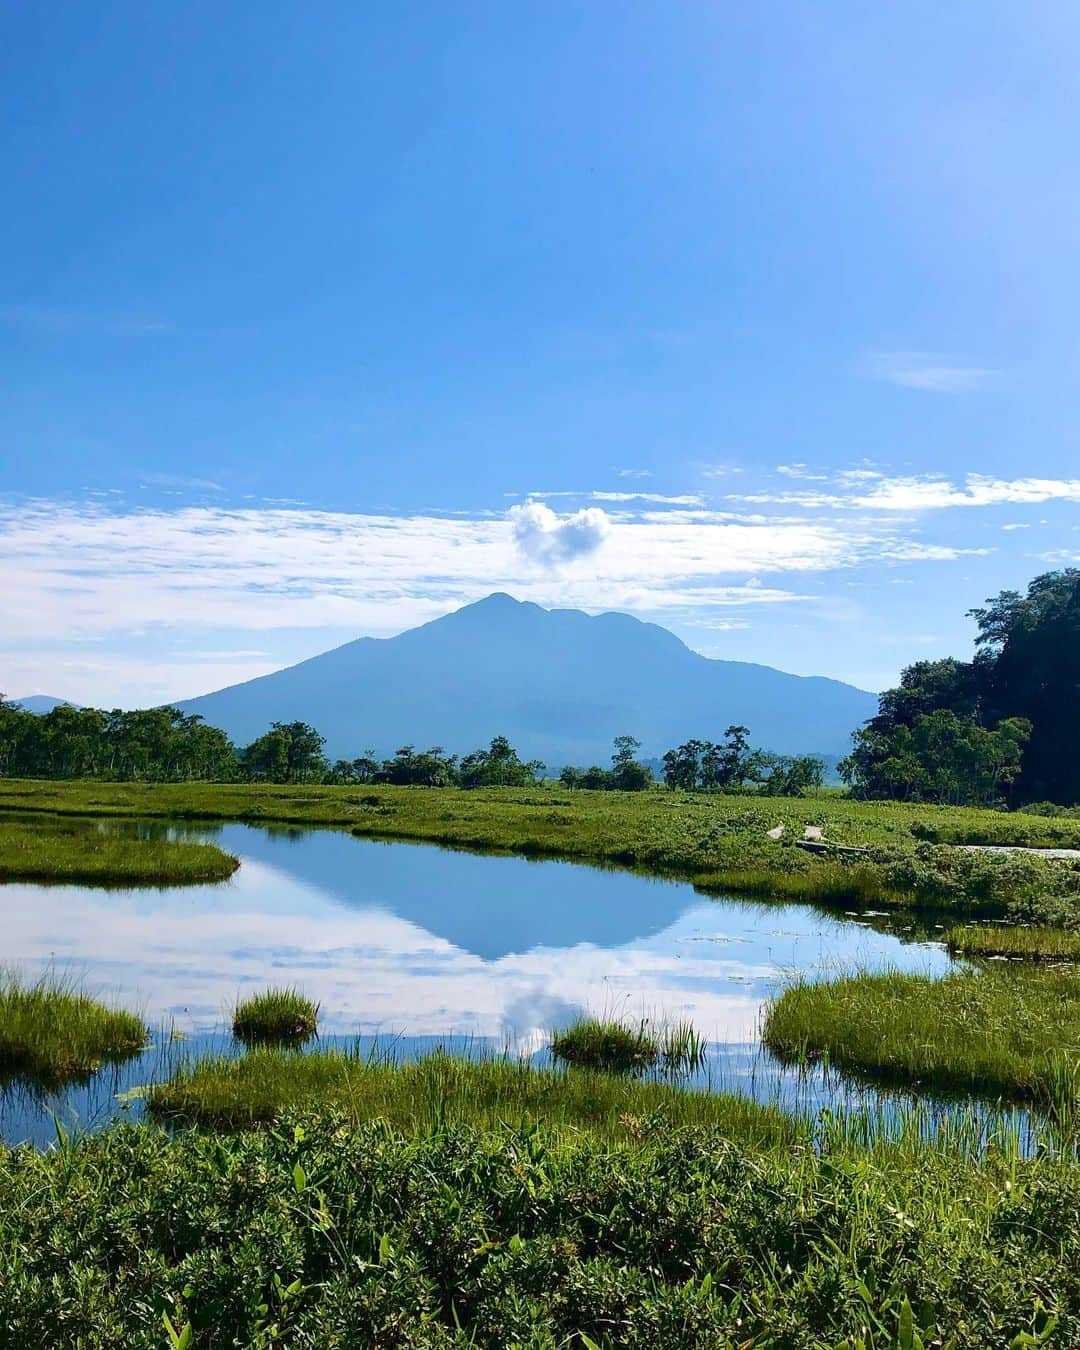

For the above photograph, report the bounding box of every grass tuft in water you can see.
[550,1016,660,1072]
[232,987,319,1047]
[0,971,148,1088]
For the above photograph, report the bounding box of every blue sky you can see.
[4,1,1080,706]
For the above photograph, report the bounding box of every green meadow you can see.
[2,777,1079,919]
[4,783,1080,1343]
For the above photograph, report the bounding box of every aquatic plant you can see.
[232,987,319,1047]
[0,971,147,1088]
[550,1016,660,1073]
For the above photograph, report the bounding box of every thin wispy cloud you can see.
[865,350,994,393]
[730,473,1080,513]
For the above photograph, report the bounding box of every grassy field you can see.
[763,965,1080,1107]
[0,814,239,886]
[947,924,1080,961]
[0,972,147,1088]
[1,1105,1075,1347]
[147,1048,790,1144]
[2,777,1079,918]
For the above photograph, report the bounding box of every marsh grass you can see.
[0,816,238,886]
[550,1016,660,1072]
[947,923,1080,961]
[549,1014,709,1076]
[0,972,148,1088]
[764,964,1080,1110]
[232,987,319,1046]
[4,779,1080,921]
[147,1047,794,1144]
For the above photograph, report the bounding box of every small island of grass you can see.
[0,817,239,887]
[947,923,1080,962]
[0,973,148,1088]
[147,1047,779,1142]
[763,965,1080,1106]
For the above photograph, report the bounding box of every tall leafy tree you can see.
[969,570,1080,803]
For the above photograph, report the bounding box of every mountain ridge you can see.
[176,593,876,763]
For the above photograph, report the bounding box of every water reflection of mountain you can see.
[218,824,694,962]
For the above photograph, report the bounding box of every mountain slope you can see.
[177,593,876,763]
[12,695,82,714]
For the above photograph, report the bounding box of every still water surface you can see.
[0,822,956,1145]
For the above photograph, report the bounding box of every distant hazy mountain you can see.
[176,594,875,765]
[12,695,82,714]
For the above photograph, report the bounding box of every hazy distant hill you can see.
[176,593,875,764]
[12,695,82,714]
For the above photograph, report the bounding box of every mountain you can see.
[177,593,876,764]
[12,695,82,714]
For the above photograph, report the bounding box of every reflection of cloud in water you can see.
[0,829,954,1042]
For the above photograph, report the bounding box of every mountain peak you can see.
[177,595,876,762]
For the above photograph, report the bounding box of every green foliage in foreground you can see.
[0,973,147,1088]
[0,815,239,886]
[0,1109,1075,1347]
[147,1050,791,1145]
[5,778,1080,921]
[764,966,1080,1106]
[948,925,1080,962]
[232,988,319,1047]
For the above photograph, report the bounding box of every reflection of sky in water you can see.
[1,823,954,1050]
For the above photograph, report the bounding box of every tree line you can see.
[0,702,543,787]
[0,698,825,796]
[841,569,1080,807]
[559,728,825,797]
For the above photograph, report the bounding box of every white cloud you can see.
[509,502,612,566]
[591,491,705,506]
[0,495,1004,703]
[776,464,829,481]
[616,467,652,479]
[730,473,1080,513]
[866,351,993,393]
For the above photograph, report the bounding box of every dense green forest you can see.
[841,569,1080,806]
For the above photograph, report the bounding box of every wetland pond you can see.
[1,820,960,1146]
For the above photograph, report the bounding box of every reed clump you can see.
[0,972,147,1087]
[550,1016,660,1073]
[232,987,319,1047]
